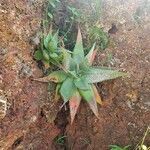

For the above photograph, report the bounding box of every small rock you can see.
[30,36,40,45]
[19,64,32,78]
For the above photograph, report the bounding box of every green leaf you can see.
[109,145,123,150]
[34,71,67,83]
[79,87,94,102]
[123,145,131,150]
[43,31,58,52]
[68,71,77,78]
[50,2,56,8]
[44,33,52,49]
[42,49,50,61]
[62,48,71,70]
[85,67,127,83]
[48,31,58,52]
[74,77,90,90]
[90,26,109,50]
[99,31,109,50]
[69,58,77,71]
[60,77,76,102]
[48,12,53,19]
[50,53,58,58]
[87,94,99,118]
[34,50,43,60]
[73,27,84,65]
[79,85,99,117]
[109,145,130,150]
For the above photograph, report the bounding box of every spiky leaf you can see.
[79,85,99,117]
[34,71,67,83]
[73,27,84,64]
[69,90,81,124]
[85,43,97,65]
[48,31,58,52]
[44,33,52,49]
[60,77,76,102]
[74,77,90,90]
[92,85,102,105]
[87,96,99,118]
[85,67,126,83]
[79,86,94,102]
[42,49,50,61]
[62,48,72,70]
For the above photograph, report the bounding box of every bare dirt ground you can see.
[0,0,150,150]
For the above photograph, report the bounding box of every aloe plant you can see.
[34,30,63,67]
[34,28,126,123]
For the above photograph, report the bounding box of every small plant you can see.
[89,26,109,50]
[109,126,150,150]
[34,30,63,68]
[67,6,81,21]
[110,145,130,150]
[47,0,60,20]
[55,135,67,145]
[135,126,150,150]
[34,28,126,123]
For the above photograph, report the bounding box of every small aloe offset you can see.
[34,30,63,67]
[34,28,126,124]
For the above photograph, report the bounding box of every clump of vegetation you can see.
[89,26,109,50]
[135,126,150,150]
[110,126,150,150]
[34,27,126,123]
[34,30,63,68]
[110,145,130,150]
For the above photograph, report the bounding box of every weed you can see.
[110,126,150,150]
[110,145,130,150]
[56,135,67,145]
[135,126,150,150]
[89,26,109,50]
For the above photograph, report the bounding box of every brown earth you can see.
[0,0,150,150]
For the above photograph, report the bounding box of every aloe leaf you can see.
[50,53,58,58]
[79,85,99,117]
[60,77,76,102]
[69,58,77,71]
[42,49,50,61]
[34,50,43,60]
[74,77,90,90]
[85,67,127,83]
[92,85,102,105]
[79,87,94,102]
[68,71,77,78]
[69,90,81,124]
[55,83,61,101]
[73,27,84,65]
[85,43,97,65]
[87,95,99,118]
[44,33,52,49]
[62,48,72,70]
[33,71,67,83]
[48,30,58,52]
